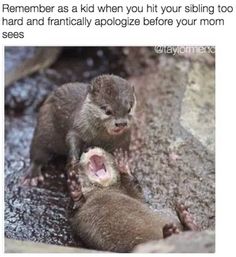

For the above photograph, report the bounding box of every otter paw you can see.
[163,223,180,238]
[67,178,82,202]
[67,158,83,205]
[176,203,199,231]
[67,168,78,179]
[22,174,44,187]
[68,179,85,209]
[114,148,132,175]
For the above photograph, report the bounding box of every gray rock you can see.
[5,47,62,86]
[129,54,215,230]
[180,62,215,153]
[5,238,103,253]
[133,230,215,253]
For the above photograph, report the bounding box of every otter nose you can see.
[115,121,127,128]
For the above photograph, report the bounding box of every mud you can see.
[4,47,215,248]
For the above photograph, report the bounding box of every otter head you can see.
[78,147,120,195]
[87,74,136,136]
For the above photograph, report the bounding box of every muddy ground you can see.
[4,47,215,248]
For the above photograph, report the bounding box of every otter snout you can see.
[115,120,128,128]
[107,118,129,135]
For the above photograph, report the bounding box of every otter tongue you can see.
[90,155,107,178]
[96,168,107,178]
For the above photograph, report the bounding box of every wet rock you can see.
[5,186,75,246]
[5,47,62,87]
[133,230,215,253]
[4,115,77,246]
[5,47,129,115]
[5,75,57,115]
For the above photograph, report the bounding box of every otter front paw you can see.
[22,174,44,186]
[114,148,132,175]
[67,178,81,201]
[175,203,199,231]
[67,159,85,208]
[22,164,44,186]
[163,223,180,238]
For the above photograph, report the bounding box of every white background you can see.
[1,0,236,256]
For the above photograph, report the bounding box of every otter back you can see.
[70,189,168,253]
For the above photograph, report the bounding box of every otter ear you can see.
[88,83,100,95]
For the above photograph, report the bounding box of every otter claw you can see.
[175,203,199,231]
[22,175,44,187]
[163,223,180,238]
[114,148,132,175]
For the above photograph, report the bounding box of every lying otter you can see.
[68,147,199,252]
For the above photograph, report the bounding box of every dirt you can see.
[4,47,215,248]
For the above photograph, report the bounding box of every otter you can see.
[69,147,199,253]
[23,75,136,186]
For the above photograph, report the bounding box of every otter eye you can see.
[105,109,113,116]
[100,106,106,111]
[128,106,132,113]
[101,106,113,116]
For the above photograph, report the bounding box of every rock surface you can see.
[129,54,215,230]
[5,238,103,253]
[180,62,215,153]
[133,230,215,253]
[5,47,62,86]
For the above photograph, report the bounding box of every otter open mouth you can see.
[82,147,118,187]
[88,154,108,179]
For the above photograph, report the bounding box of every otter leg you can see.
[163,223,180,238]
[66,130,84,162]
[22,146,51,186]
[175,203,199,231]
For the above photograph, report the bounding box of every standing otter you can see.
[23,75,136,186]
[69,147,199,253]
